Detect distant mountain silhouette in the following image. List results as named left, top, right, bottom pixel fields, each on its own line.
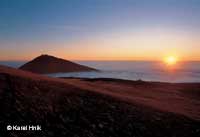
left=19, top=54, right=97, bottom=74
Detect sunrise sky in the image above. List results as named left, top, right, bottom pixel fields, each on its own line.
left=0, top=0, right=200, bottom=61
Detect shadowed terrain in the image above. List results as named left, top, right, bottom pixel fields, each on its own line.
left=0, top=65, right=199, bottom=137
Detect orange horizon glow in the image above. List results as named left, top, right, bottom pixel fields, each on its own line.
left=1, top=28, right=200, bottom=62
left=0, top=48, right=200, bottom=62
left=1, top=55, right=200, bottom=62
left=164, top=56, right=178, bottom=65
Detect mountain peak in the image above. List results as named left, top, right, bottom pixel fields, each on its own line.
left=19, top=55, right=97, bottom=74
left=39, top=54, right=51, bottom=58
left=38, top=54, right=57, bottom=58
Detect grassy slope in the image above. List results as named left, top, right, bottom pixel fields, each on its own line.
left=0, top=65, right=199, bottom=137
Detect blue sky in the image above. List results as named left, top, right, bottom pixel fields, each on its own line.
left=0, top=0, right=200, bottom=60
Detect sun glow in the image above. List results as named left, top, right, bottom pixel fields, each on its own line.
left=164, top=56, right=178, bottom=65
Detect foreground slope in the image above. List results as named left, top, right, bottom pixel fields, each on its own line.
left=64, top=78, right=200, bottom=120
left=0, top=65, right=199, bottom=137
left=19, top=54, right=97, bottom=74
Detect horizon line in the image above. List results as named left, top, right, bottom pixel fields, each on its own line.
left=0, top=59, right=200, bottom=62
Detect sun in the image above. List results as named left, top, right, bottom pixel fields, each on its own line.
left=164, top=56, right=178, bottom=65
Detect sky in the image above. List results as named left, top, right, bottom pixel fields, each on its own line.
left=0, top=0, right=200, bottom=61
